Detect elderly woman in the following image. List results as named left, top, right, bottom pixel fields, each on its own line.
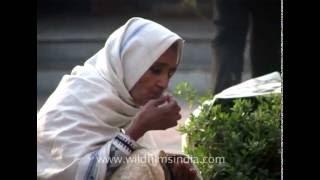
left=37, top=17, right=200, bottom=180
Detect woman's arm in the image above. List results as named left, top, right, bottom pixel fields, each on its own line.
left=75, top=131, right=139, bottom=180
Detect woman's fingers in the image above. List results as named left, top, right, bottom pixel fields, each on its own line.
left=171, top=161, right=197, bottom=180
left=172, top=162, right=180, bottom=180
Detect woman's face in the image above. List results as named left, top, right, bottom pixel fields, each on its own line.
left=130, top=46, right=178, bottom=106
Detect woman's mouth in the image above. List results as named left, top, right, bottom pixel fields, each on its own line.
left=150, top=92, right=163, bottom=99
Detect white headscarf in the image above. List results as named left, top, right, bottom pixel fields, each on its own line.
left=37, top=17, right=184, bottom=179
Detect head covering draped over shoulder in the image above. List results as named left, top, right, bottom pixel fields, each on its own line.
left=37, top=17, right=184, bottom=178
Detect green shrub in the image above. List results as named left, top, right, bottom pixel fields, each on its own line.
left=174, top=82, right=281, bottom=180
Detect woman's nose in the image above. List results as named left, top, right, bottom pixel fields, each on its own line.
left=157, top=75, right=169, bottom=89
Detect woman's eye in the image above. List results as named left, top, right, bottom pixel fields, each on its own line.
left=150, top=67, right=162, bottom=75
left=168, top=71, right=174, bottom=78
left=168, top=69, right=176, bottom=78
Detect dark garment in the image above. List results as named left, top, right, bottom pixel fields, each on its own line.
left=212, top=0, right=281, bottom=94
